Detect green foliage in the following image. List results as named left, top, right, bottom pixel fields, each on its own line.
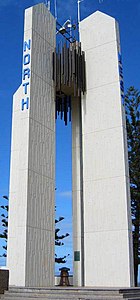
left=0, top=199, right=70, bottom=264
left=0, top=196, right=9, bottom=257
left=55, top=214, right=70, bottom=264
left=125, top=86, right=140, bottom=286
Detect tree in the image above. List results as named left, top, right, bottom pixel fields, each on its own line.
left=125, top=86, right=140, bottom=286
left=0, top=196, right=9, bottom=257
left=55, top=212, right=70, bottom=264
left=0, top=198, right=69, bottom=263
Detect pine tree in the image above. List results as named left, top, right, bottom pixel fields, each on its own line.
left=55, top=211, right=70, bottom=264
left=125, top=86, right=140, bottom=286
left=0, top=198, right=69, bottom=264
left=0, top=196, right=8, bottom=257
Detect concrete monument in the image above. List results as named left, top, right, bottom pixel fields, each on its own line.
left=7, top=3, right=134, bottom=288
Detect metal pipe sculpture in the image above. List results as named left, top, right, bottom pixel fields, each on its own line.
left=53, top=41, right=86, bottom=125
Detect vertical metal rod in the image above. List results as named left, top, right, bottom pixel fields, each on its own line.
left=48, top=0, right=50, bottom=11
left=54, top=0, right=57, bottom=20
left=78, top=0, right=84, bottom=41
left=78, top=0, right=81, bottom=25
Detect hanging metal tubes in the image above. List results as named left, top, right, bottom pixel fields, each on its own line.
left=53, top=41, right=86, bottom=125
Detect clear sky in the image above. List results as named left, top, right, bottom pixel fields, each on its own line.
left=0, top=0, right=140, bottom=274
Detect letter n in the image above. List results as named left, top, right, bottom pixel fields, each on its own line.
left=23, top=39, right=31, bottom=52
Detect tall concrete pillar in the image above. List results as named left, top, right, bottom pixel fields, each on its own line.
left=7, top=4, right=56, bottom=287
left=72, top=97, right=83, bottom=286
left=79, top=11, right=134, bottom=287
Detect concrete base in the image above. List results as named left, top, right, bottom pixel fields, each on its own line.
left=0, top=270, right=9, bottom=294
left=1, top=287, right=140, bottom=299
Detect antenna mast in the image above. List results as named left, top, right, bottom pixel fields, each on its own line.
left=48, top=0, right=50, bottom=11
left=78, top=0, right=84, bottom=25
left=77, top=0, right=83, bottom=41
left=45, top=0, right=51, bottom=10
left=77, top=0, right=80, bottom=25
left=54, top=0, right=57, bottom=20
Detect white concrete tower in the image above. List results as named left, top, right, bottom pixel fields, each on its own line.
left=7, top=4, right=56, bottom=287
left=72, top=11, right=134, bottom=287
left=7, top=4, right=134, bottom=289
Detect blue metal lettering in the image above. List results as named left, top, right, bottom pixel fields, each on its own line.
left=23, top=68, right=30, bottom=80
left=21, top=98, right=29, bottom=110
left=23, top=82, right=29, bottom=94
left=23, top=39, right=31, bottom=52
left=23, top=53, right=30, bottom=65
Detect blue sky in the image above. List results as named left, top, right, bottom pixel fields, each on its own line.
left=0, top=0, right=140, bottom=274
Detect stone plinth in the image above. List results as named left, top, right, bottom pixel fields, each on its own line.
left=1, top=287, right=140, bottom=299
